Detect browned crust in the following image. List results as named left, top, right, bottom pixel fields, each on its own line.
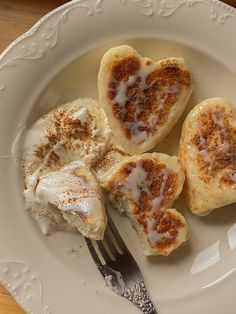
left=144, top=210, right=185, bottom=249
left=192, top=105, right=236, bottom=186
left=91, top=146, right=128, bottom=173
left=107, top=158, right=184, bottom=250
left=107, top=55, right=191, bottom=141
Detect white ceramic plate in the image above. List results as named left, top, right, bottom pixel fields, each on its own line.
left=0, top=1, right=236, bottom=313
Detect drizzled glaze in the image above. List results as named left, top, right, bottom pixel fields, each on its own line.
left=151, top=168, right=170, bottom=210
left=198, top=131, right=211, bottom=164
left=108, top=55, right=191, bottom=144
left=112, top=75, right=136, bottom=105
left=146, top=217, right=170, bottom=247
left=110, top=60, right=157, bottom=144
left=231, top=173, right=236, bottom=184
left=107, top=158, right=183, bottom=249
left=121, top=163, right=148, bottom=202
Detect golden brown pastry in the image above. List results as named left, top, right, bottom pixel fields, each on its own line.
left=98, top=45, right=194, bottom=154
left=99, top=152, right=189, bottom=256
left=179, top=97, right=236, bottom=215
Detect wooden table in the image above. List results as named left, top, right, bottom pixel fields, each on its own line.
left=0, top=0, right=235, bottom=313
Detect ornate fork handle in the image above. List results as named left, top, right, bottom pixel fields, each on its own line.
left=122, top=281, right=158, bottom=314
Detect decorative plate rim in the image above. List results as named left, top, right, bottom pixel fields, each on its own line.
left=0, top=1, right=236, bottom=314
left=0, top=0, right=236, bottom=63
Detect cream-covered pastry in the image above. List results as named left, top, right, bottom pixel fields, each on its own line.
left=179, top=97, right=236, bottom=215
left=100, top=153, right=189, bottom=256
left=91, top=145, right=128, bottom=182
left=98, top=45, right=194, bottom=154
left=23, top=98, right=111, bottom=235
left=35, top=162, right=107, bottom=240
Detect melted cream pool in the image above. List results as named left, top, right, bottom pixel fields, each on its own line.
left=12, top=39, right=236, bottom=303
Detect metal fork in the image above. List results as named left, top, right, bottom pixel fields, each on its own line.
left=85, top=212, right=158, bottom=314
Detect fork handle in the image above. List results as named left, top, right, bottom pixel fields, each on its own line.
left=122, top=281, right=158, bottom=314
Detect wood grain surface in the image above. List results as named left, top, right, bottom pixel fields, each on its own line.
left=0, top=285, right=26, bottom=314
left=0, top=0, right=235, bottom=313
left=0, top=0, right=67, bottom=52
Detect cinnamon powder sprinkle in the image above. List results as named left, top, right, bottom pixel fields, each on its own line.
left=46, top=106, right=92, bottom=149
left=47, top=151, right=60, bottom=165
left=34, top=143, right=52, bottom=159
left=107, top=159, right=182, bottom=249
left=91, top=146, right=128, bottom=173
left=108, top=56, right=191, bottom=140
left=32, top=105, right=93, bottom=167
left=192, top=106, right=236, bottom=185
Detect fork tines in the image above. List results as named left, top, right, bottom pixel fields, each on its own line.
left=85, top=212, right=157, bottom=314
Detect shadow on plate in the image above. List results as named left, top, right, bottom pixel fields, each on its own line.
left=198, top=203, right=236, bottom=226
left=174, top=194, right=236, bottom=227
left=147, top=240, right=193, bottom=266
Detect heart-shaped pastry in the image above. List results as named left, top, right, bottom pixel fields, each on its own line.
left=179, top=97, right=236, bottom=215
left=100, top=152, right=189, bottom=256
left=98, top=45, right=194, bottom=154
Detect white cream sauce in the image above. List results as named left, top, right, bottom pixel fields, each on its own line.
left=146, top=216, right=171, bottom=248
left=113, top=75, right=136, bottom=105
left=147, top=93, right=167, bottom=129
left=231, top=173, right=236, bottom=184
left=123, top=163, right=170, bottom=211
left=198, top=130, right=212, bottom=164
left=109, top=59, right=167, bottom=144
left=35, top=162, right=103, bottom=216
left=23, top=100, right=110, bottom=235
left=122, top=162, right=148, bottom=202
left=137, top=60, right=157, bottom=89
left=73, top=108, right=89, bottom=124
left=199, top=150, right=211, bottom=163
left=132, top=130, right=148, bottom=143
left=121, top=162, right=171, bottom=247
left=123, top=119, right=148, bottom=144
left=211, top=112, right=229, bottom=151
left=151, top=168, right=169, bottom=210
